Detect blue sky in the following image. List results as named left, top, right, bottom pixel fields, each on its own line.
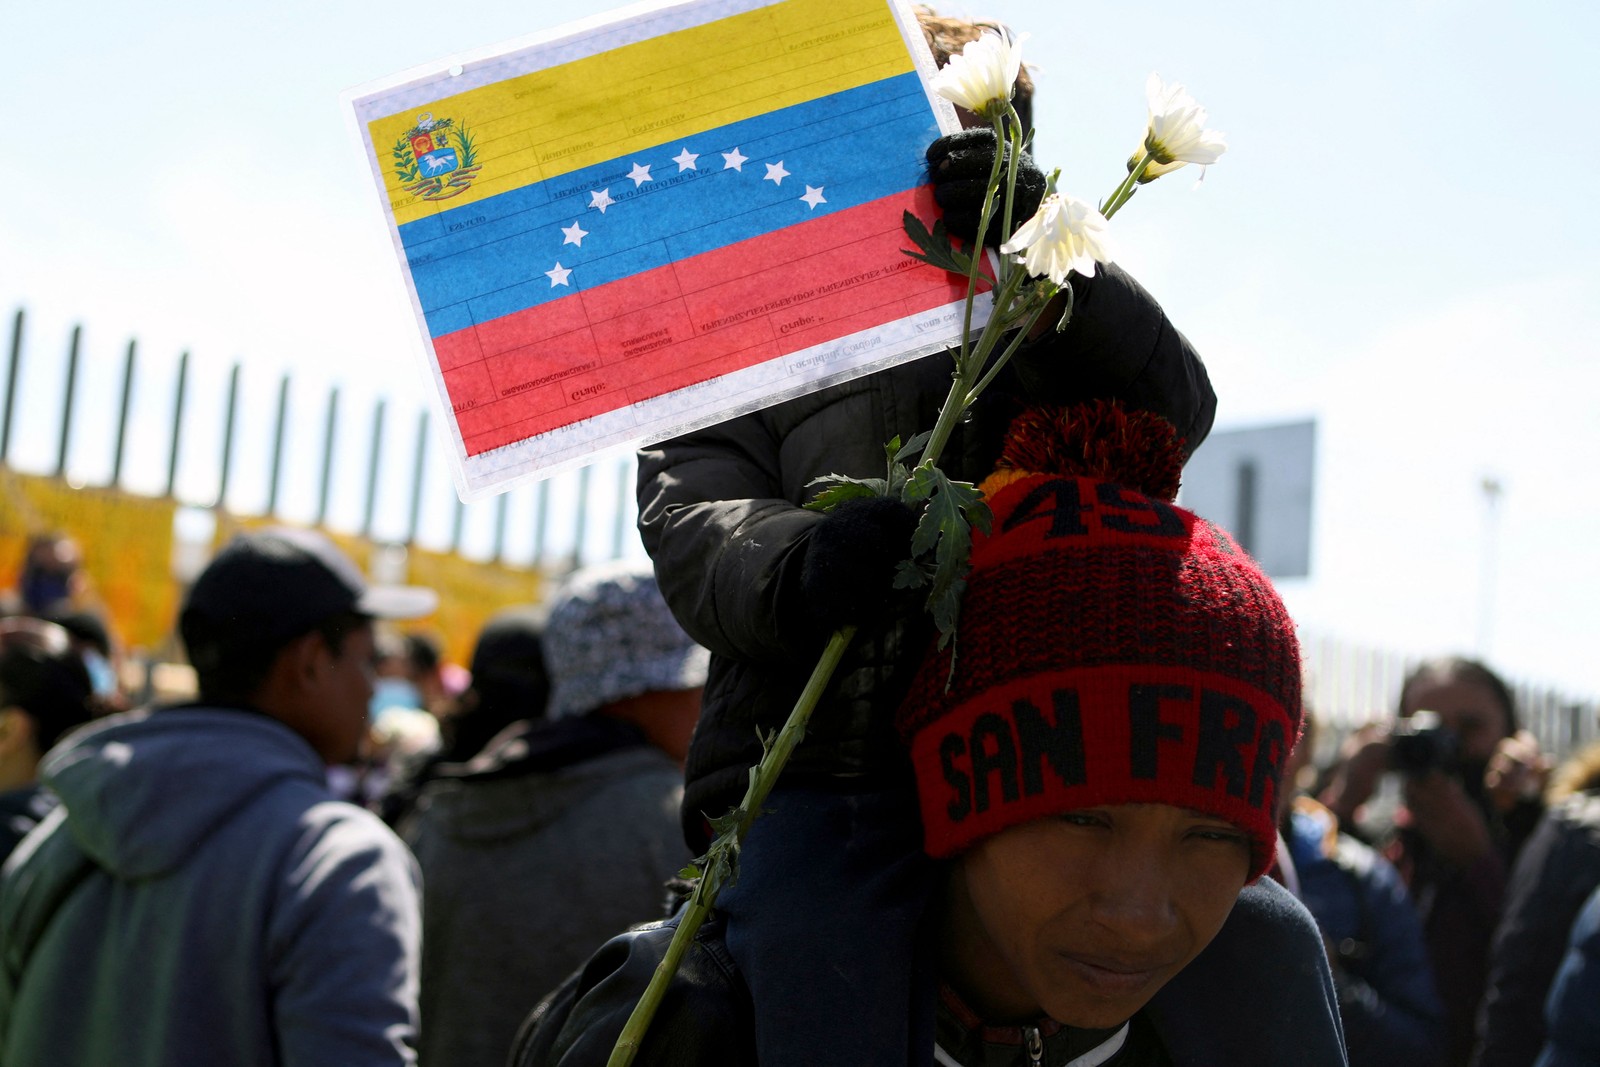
left=1, top=0, right=1596, bottom=696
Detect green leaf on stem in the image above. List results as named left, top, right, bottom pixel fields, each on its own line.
left=901, top=210, right=974, bottom=276
left=903, top=466, right=992, bottom=643
left=893, top=430, right=933, bottom=465
left=804, top=477, right=888, bottom=511
left=893, top=558, right=928, bottom=590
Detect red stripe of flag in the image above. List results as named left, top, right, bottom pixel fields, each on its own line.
left=441, top=186, right=976, bottom=456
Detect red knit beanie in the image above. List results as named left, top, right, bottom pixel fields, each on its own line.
left=896, top=402, right=1302, bottom=880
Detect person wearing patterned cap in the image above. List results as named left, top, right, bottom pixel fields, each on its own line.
left=404, top=561, right=705, bottom=1067
left=512, top=402, right=1346, bottom=1066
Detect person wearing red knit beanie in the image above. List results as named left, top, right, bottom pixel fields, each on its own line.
left=514, top=402, right=1346, bottom=1067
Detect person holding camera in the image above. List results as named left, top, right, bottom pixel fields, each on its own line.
left=1317, top=657, right=1549, bottom=1067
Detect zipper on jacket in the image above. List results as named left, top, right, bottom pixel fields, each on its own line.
left=1025, top=1025, right=1043, bottom=1067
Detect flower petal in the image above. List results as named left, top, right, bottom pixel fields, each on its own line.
left=1001, top=193, right=1112, bottom=285
left=1142, top=73, right=1228, bottom=167
left=930, top=30, right=1027, bottom=117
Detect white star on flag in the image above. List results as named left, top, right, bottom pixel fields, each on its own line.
left=800, top=185, right=827, bottom=209
left=764, top=161, right=789, bottom=186
left=628, top=162, right=652, bottom=186
left=561, top=221, right=589, bottom=247
left=589, top=188, right=615, bottom=213
left=546, top=262, right=572, bottom=287
left=673, top=147, right=698, bottom=171
left=722, top=147, right=748, bottom=172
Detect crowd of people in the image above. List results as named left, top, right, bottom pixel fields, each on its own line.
left=0, top=7, right=1597, bottom=1066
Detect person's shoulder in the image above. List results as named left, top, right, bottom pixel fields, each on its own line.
left=1148, top=878, right=1346, bottom=1066
left=1226, top=877, right=1328, bottom=958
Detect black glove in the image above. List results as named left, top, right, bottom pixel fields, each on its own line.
left=799, top=496, right=919, bottom=633
left=926, top=128, right=1047, bottom=248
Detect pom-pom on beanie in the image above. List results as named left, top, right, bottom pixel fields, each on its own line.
left=896, top=401, right=1302, bottom=880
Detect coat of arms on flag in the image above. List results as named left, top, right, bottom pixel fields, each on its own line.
left=391, top=113, right=480, bottom=200
left=347, top=0, right=986, bottom=499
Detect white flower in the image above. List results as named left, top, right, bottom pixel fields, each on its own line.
left=999, top=193, right=1112, bottom=284
left=930, top=30, right=1029, bottom=120
left=1142, top=73, right=1227, bottom=167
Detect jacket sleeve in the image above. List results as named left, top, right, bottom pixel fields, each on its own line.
left=509, top=915, right=755, bottom=1067
left=1534, top=888, right=1600, bottom=1067
left=1009, top=263, right=1217, bottom=455
left=1336, top=852, right=1445, bottom=1067
left=635, top=413, right=832, bottom=667
left=268, top=808, right=422, bottom=1067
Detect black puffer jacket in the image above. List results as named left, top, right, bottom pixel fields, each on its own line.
left=637, top=263, right=1216, bottom=851
left=509, top=877, right=1347, bottom=1066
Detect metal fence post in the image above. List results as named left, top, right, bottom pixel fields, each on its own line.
left=165, top=351, right=189, bottom=498
left=315, top=386, right=339, bottom=527
left=1, top=309, right=22, bottom=464
left=217, top=364, right=241, bottom=509
left=110, top=339, right=137, bottom=487
left=55, top=325, right=82, bottom=478
left=362, top=397, right=386, bottom=539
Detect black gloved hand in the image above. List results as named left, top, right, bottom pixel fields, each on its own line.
left=926, top=128, right=1047, bottom=248
left=799, top=496, right=919, bottom=633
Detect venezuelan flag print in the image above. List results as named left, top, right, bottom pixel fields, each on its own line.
left=353, top=0, right=974, bottom=496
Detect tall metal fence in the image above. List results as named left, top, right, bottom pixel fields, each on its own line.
left=0, top=306, right=640, bottom=570
left=4, top=303, right=1597, bottom=765
left=1300, top=634, right=1597, bottom=768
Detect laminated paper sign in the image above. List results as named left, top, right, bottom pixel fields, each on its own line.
left=347, top=0, right=981, bottom=500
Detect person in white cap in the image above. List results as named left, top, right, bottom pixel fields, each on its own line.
left=405, top=560, right=705, bottom=1067
left=0, top=527, right=436, bottom=1067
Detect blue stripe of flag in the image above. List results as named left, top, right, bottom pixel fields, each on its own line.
left=401, top=72, right=939, bottom=338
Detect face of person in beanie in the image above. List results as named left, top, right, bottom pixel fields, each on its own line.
left=943, top=802, right=1249, bottom=1029
left=899, top=402, right=1303, bottom=1033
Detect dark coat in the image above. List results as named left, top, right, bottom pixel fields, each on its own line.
left=1475, top=791, right=1600, bottom=1067
left=1534, top=884, right=1600, bottom=1067
left=509, top=876, right=1346, bottom=1067
left=636, top=263, right=1216, bottom=850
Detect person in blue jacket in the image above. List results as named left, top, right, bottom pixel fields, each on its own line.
left=1534, top=883, right=1600, bottom=1067
left=1278, top=715, right=1444, bottom=1066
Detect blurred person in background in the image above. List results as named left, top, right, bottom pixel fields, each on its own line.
left=1474, top=740, right=1600, bottom=1067
left=374, top=631, right=457, bottom=719
left=14, top=532, right=88, bottom=616
left=1276, top=711, right=1444, bottom=1066
left=45, top=607, right=128, bottom=714
left=380, top=604, right=550, bottom=829
left=404, top=562, right=703, bottom=1067
left=0, top=527, right=435, bottom=1066
left=0, top=617, right=97, bottom=861
left=1319, top=656, right=1549, bottom=1067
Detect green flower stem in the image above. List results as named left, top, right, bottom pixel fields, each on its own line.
left=956, top=122, right=1010, bottom=368
left=1101, top=149, right=1154, bottom=220
left=996, top=105, right=1025, bottom=287
left=965, top=287, right=1056, bottom=404
left=606, top=626, right=858, bottom=1067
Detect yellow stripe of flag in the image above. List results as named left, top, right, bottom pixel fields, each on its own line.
left=370, top=0, right=914, bottom=226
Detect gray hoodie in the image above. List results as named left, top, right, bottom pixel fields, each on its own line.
left=0, top=707, right=422, bottom=1066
